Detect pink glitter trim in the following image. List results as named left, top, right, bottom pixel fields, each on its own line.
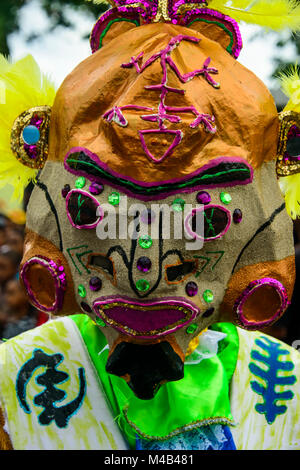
left=66, top=189, right=104, bottom=230
left=172, top=0, right=206, bottom=16
left=103, top=34, right=218, bottom=162
left=139, top=129, right=183, bottom=163
left=90, top=7, right=143, bottom=53
left=65, top=148, right=253, bottom=201
left=103, top=105, right=153, bottom=127
left=184, top=204, right=231, bottom=242
left=234, top=278, right=289, bottom=330
left=93, top=295, right=200, bottom=338
left=21, top=256, right=66, bottom=313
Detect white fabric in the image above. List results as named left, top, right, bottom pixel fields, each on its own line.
left=0, top=317, right=128, bottom=450
left=185, top=330, right=227, bottom=365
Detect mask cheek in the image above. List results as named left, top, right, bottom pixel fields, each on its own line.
left=219, top=256, right=295, bottom=330
left=20, top=230, right=78, bottom=315
left=21, top=257, right=65, bottom=313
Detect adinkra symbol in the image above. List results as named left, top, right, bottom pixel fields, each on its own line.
left=16, top=349, right=86, bottom=428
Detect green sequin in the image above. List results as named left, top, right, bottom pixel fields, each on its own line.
left=186, top=323, right=198, bottom=335
left=136, top=279, right=150, bottom=292
left=108, top=192, right=120, bottom=206
left=95, top=317, right=106, bottom=328
left=75, top=177, right=86, bottom=189
left=138, top=235, right=153, bottom=249
left=203, top=289, right=214, bottom=303
left=220, top=192, right=232, bottom=205
left=78, top=284, right=87, bottom=298
left=172, top=198, right=185, bottom=212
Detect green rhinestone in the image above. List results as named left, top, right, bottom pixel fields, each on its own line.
left=75, top=177, right=86, bottom=189
left=95, top=317, right=106, bottom=328
left=186, top=323, right=198, bottom=335
left=78, top=284, right=86, bottom=298
left=138, top=235, right=153, bottom=249
left=108, top=191, right=120, bottom=206
left=136, top=279, right=150, bottom=292
left=203, top=289, right=214, bottom=303
left=172, top=198, right=185, bottom=212
left=220, top=192, right=232, bottom=205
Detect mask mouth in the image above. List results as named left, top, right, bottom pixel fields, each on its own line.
left=93, top=296, right=200, bottom=339
left=105, top=340, right=184, bottom=400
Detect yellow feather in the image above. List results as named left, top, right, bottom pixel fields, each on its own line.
left=279, top=175, right=300, bottom=219
left=209, top=0, right=300, bottom=31
left=278, top=67, right=300, bottom=112
left=84, top=0, right=111, bottom=5
left=0, top=55, right=56, bottom=201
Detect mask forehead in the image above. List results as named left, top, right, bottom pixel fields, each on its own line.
left=49, top=23, right=278, bottom=178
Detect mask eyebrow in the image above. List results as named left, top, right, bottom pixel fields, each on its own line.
left=64, top=147, right=253, bottom=201
left=195, top=159, right=253, bottom=185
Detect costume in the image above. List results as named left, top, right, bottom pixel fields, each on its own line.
left=0, top=0, right=300, bottom=450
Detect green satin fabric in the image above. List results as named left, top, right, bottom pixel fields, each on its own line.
left=71, top=314, right=239, bottom=449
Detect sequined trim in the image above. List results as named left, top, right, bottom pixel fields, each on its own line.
left=11, top=106, right=51, bottom=170
left=123, top=406, right=235, bottom=441
left=183, top=8, right=242, bottom=59
left=90, top=4, right=242, bottom=59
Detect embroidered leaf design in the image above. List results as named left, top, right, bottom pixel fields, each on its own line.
left=249, top=336, right=297, bottom=424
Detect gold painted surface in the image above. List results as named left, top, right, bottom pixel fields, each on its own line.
left=49, top=23, right=278, bottom=183
left=277, top=110, right=300, bottom=176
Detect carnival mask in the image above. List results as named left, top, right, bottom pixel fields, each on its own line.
left=2, top=0, right=300, bottom=399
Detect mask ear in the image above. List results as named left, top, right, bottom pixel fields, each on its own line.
left=90, top=7, right=141, bottom=53
left=277, top=110, right=300, bottom=177
left=276, top=69, right=300, bottom=219
left=0, top=55, right=56, bottom=200
left=11, top=106, right=52, bottom=170
left=182, top=8, right=243, bottom=59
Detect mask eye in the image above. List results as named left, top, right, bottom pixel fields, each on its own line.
left=185, top=205, right=231, bottom=241
left=165, top=260, right=197, bottom=283
left=66, top=190, right=103, bottom=229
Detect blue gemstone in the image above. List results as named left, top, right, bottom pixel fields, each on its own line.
left=22, top=125, right=40, bottom=145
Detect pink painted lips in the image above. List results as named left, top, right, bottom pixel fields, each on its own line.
left=93, top=296, right=200, bottom=338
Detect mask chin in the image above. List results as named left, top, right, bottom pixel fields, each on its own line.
left=105, top=340, right=184, bottom=400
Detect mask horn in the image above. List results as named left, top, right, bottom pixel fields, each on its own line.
left=276, top=69, right=300, bottom=219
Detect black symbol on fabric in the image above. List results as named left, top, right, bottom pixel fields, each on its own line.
left=16, top=348, right=86, bottom=428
